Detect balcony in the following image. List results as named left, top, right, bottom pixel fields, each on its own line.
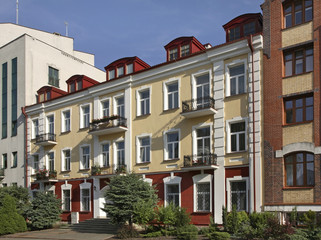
left=35, top=133, right=57, bottom=146
left=182, top=154, right=218, bottom=171
left=34, top=169, right=58, bottom=182
left=181, top=97, right=217, bottom=118
left=90, top=164, right=127, bottom=176
left=89, top=115, right=128, bottom=136
left=0, top=169, right=4, bottom=179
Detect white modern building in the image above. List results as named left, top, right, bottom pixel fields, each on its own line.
left=0, top=23, right=105, bottom=187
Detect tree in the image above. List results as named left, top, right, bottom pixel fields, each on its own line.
left=0, top=186, right=29, bottom=215
left=103, top=173, right=158, bottom=227
left=24, top=191, right=62, bottom=230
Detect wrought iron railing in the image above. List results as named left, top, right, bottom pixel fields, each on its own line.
left=36, top=133, right=56, bottom=143
left=90, top=164, right=127, bottom=176
left=183, top=154, right=217, bottom=167
left=182, top=97, right=215, bottom=113
left=89, top=116, right=127, bottom=132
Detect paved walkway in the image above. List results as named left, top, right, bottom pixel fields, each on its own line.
left=0, top=228, right=114, bottom=240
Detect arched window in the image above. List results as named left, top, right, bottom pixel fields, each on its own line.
left=285, top=152, right=314, bottom=187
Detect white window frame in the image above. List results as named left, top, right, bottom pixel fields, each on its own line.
left=191, top=69, right=212, bottom=101
left=46, top=151, right=55, bottom=172
left=226, top=176, right=249, bottom=212
left=126, top=63, right=133, bottom=74
left=79, top=145, right=90, bottom=170
left=163, top=176, right=181, bottom=207
left=163, top=78, right=180, bottom=111
left=61, top=183, right=72, bottom=212
left=31, top=118, right=39, bottom=139
left=193, top=174, right=212, bottom=212
left=113, top=94, right=125, bottom=117
left=80, top=182, right=91, bottom=212
left=225, top=59, right=247, bottom=97
left=226, top=117, right=248, bottom=153
left=100, top=141, right=110, bottom=167
left=163, top=129, right=180, bottom=161
left=100, top=98, right=110, bottom=118
left=80, top=103, right=91, bottom=129
left=32, top=154, right=39, bottom=174
left=46, top=113, right=55, bottom=134
left=109, top=69, right=115, bottom=80
left=61, top=108, right=71, bottom=133
left=117, top=66, right=124, bottom=77
left=136, top=134, right=152, bottom=163
left=136, top=86, right=151, bottom=116
left=61, top=148, right=71, bottom=171
left=192, top=123, right=213, bottom=157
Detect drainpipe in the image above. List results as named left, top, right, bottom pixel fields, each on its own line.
left=21, top=107, right=28, bottom=188
left=247, top=35, right=256, bottom=212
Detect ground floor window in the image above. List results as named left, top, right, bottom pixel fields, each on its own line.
left=81, top=188, right=90, bottom=211
left=62, top=189, right=71, bottom=211
left=196, top=183, right=210, bottom=211
left=166, top=184, right=179, bottom=206
left=230, top=181, right=247, bottom=211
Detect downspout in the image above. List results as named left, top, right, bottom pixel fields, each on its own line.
left=21, top=107, right=28, bottom=188
left=247, top=35, right=256, bottom=212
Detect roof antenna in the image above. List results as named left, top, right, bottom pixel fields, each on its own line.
left=64, top=21, right=68, bottom=37
left=16, top=0, right=19, bottom=24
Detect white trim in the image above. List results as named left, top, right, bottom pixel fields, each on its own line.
left=46, top=150, right=55, bottom=171
left=226, top=117, right=248, bottom=154
left=31, top=117, right=39, bottom=139
left=191, top=69, right=212, bottom=100
left=31, top=153, right=40, bottom=174
left=192, top=122, right=213, bottom=156
left=136, top=86, right=151, bottom=117
left=226, top=176, right=249, bottom=212
left=45, top=112, right=55, bottom=134
left=192, top=174, right=213, bottom=212
left=113, top=138, right=125, bottom=170
left=163, top=176, right=182, bottom=207
left=275, top=142, right=321, bottom=158
left=61, top=147, right=72, bottom=172
left=99, top=97, right=111, bottom=118
left=163, top=128, right=180, bottom=161
left=61, top=108, right=72, bottom=133
left=79, top=103, right=91, bottom=129
left=163, top=78, right=180, bottom=111
left=225, top=58, right=247, bottom=97
left=80, top=182, right=92, bottom=212
left=136, top=133, right=152, bottom=164
left=113, top=93, right=125, bottom=116
left=100, top=141, right=111, bottom=167
left=61, top=183, right=72, bottom=212
left=79, top=144, right=91, bottom=170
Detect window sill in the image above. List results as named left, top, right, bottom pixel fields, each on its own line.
left=60, top=170, right=71, bottom=173
left=11, top=166, right=17, bottom=169
left=281, top=20, right=312, bottom=32
left=225, top=92, right=247, bottom=99
left=61, top=130, right=71, bottom=135
left=193, top=211, right=211, bottom=214
left=100, top=166, right=111, bottom=169
left=282, top=71, right=313, bottom=79
left=79, top=168, right=90, bottom=171
left=226, top=150, right=247, bottom=155
left=79, top=211, right=91, bottom=214
left=62, top=211, right=71, bottom=213
left=136, top=113, right=151, bottom=119
left=163, top=107, right=180, bottom=113
left=283, top=186, right=314, bottom=190
left=282, top=120, right=313, bottom=127
left=79, top=127, right=89, bottom=131
left=163, top=158, right=180, bottom=162
left=136, top=162, right=150, bottom=165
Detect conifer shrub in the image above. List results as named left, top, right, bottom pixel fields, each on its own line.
left=176, top=224, right=198, bottom=240
left=207, top=231, right=230, bottom=240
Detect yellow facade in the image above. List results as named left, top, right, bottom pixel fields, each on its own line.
left=282, top=21, right=313, bottom=48
left=283, top=123, right=314, bottom=146
left=283, top=189, right=314, bottom=204
left=282, top=72, right=313, bottom=96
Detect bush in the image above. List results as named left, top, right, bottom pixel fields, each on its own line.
left=24, top=191, right=61, bottom=230
left=264, top=215, right=294, bottom=240
left=142, top=231, right=162, bottom=238
left=0, top=195, right=27, bottom=235
left=156, top=203, right=191, bottom=230
left=0, top=186, right=29, bottom=216
left=176, top=224, right=198, bottom=240
left=208, top=231, right=230, bottom=240
left=117, top=225, right=140, bottom=239
left=300, top=210, right=316, bottom=231
left=226, top=205, right=249, bottom=234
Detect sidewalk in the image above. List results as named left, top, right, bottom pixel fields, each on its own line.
left=0, top=228, right=114, bottom=240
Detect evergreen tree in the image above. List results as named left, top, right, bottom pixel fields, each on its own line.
left=0, top=186, right=29, bottom=215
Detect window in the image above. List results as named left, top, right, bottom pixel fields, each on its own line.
left=11, top=58, right=17, bottom=136
left=244, top=22, right=256, bottom=36
left=48, top=67, right=59, bottom=87
left=126, top=63, right=133, bottom=74
left=116, top=141, right=125, bottom=167
left=70, top=82, right=75, bottom=93
left=2, top=154, right=7, bottom=169
left=169, top=48, right=178, bottom=61
left=231, top=181, right=247, bottom=211
left=62, top=149, right=71, bottom=171
left=117, top=66, right=124, bottom=77
left=196, top=126, right=211, bottom=157
left=229, top=64, right=245, bottom=96
left=101, top=143, right=109, bottom=167
left=166, top=184, right=180, bottom=206
left=116, top=97, right=125, bottom=117
left=165, top=131, right=179, bottom=160
left=81, top=188, right=90, bottom=211
left=32, top=155, right=39, bottom=174
left=81, top=105, right=90, bottom=129
left=76, top=81, right=82, bottom=91
left=229, top=27, right=240, bottom=41
left=137, top=136, right=151, bottom=163
left=47, top=152, right=54, bottom=172
left=62, top=189, right=71, bottom=211
left=2, top=62, right=7, bottom=139
left=47, top=115, right=54, bottom=134
left=181, top=44, right=190, bottom=57
left=283, top=0, right=313, bottom=29
left=284, top=47, right=313, bottom=77
left=284, top=95, right=313, bottom=124
left=62, top=110, right=71, bottom=132
left=195, top=73, right=210, bottom=109
left=12, top=152, right=17, bottom=168
left=229, top=121, right=246, bottom=152
left=32, top=119, right=39, bottom=139
left=285, top=152, right=314, bottom=187
left=137, top=89, right=150, bottom=116
left=80, top=146, right=90, bottom=169
left=101, top=100, right=109, bottom=118
left=165, top=81, right=179, bottom=110
left=109, top=69, right=115, bottom=80
left=196, top=183, right=210, bottom=212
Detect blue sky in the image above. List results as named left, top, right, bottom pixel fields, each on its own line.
left=1, top=0, right=263, bottom=70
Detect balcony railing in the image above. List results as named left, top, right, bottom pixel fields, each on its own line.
left=183, top=154, right=218, bottom=168
left=89, top=116, right=127, bottom=135
left=182, top=97, right=215, bottom=113
left=90, top=164, right=127, bottom=176
left=35, top=133, right=56, bottom=145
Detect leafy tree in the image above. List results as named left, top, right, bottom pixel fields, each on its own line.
left=0, top=186, right=29, bottom=215
left=103, top=173, right=158, bottom=227
left=24, top=191, right=62, bottom=230
left=133, top=199, right=156, bottom=230
left=0, top=194, right=27, bottom=235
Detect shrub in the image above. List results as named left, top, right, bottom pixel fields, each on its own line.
left=198, top=226, right=210, bottom=235
left=24, top=191, right=61, bottom=230
left=0, top=186, right=29, bottom=216
left=142, top=231, right=162, bottom=238
left=208, top=231, right=230, bottom=240
left=176, top=224, right=198, bottom=240
left=300, top=210, right=316, bottom=231
left=226, top=205, right=249, bottom=234
left=222, top=205, right=228, bottom=231
left=117, top=225, right=140, bottom=239
left=0, top=195, right=27, bottom=235
left=156, top=203, right=191, bottom=230
left=264, top=215, right=294, bottom=240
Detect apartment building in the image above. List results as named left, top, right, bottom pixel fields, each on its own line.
left=25, top=13, right=263, bottom=224
left=262, top=0, right=321, bottom=218
left=0, top=23, right=105, bottom=187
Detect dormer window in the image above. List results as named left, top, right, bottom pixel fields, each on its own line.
left=181, top=44, right=190, bottom=57
left=117, top=66, right=124, bottom=77
left=109, top=69, right=115, bottom=80
left=76, top=80, right=82, bottom=91
left=229, top=27, right=240, bottom=41
left=70, top=82, right=75, bottom=93
left=169, top=48, right=178, bottom=61
left=127, top=64, right=133, bottom=74
left=244, top=22, right=256, bottom=36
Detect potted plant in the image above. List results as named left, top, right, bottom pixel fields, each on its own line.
left=91, top=165, right=101, bottom=176
left=36, top=168, right=48, bottom=180
left=49, top=170, right=57, bottom=179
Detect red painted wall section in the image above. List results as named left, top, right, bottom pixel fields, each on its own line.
left=225, top=166, right=249, bottom=179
